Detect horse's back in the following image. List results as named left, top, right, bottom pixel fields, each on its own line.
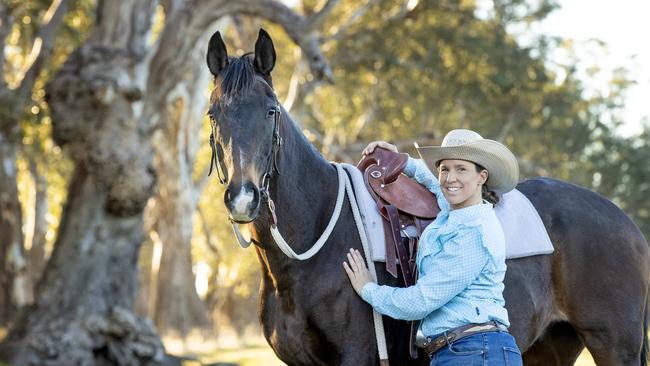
left=506, top=177, right=650, bottom=364
left=516, top=177, right=648, bottom=261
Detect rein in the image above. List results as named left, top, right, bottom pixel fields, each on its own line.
left=208, top=102, right=281, bottom=244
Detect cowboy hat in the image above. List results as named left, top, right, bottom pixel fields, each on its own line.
left=415, top=129, right=519, bottom=194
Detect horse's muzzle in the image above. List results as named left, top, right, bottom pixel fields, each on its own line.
left=224, top=181, right=261, bottom=223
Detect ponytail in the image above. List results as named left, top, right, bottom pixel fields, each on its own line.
left=475, top=163, right=500, bottom=205
left=482, top=184, right=500, bottom=205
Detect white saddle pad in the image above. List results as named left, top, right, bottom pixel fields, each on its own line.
left=342, top=164, right=388, bottom=261
left=343, top=164, right=554, bottom=261
left=495, top=189, right=555, bottom=258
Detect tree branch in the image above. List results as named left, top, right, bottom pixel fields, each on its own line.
left=306, top=0, right=340, bottom=31
left=15, top=0, right=73, bottom=110
left=326, top=0, right=381, bottom=43
left=283, top=57, right=307, bottom=111
left=0, top=3, right=14, bottom=91
left=239, top=0, right=334, bottom=82
left=127, top=0, right=158, bottom=58
left=192, top=0, right=335, bottom=83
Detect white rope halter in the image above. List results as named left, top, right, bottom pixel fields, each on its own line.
left=230, top=162, right=389, bottom=363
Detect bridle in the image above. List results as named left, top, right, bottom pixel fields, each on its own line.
left=208, top=102, right=283, bottom=227
left=205, top=78, right=345, bottom=259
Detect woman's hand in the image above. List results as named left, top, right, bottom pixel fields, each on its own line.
left=343, top=248, right=374, bottom=296
left=363, top=141, right=398, bottom=155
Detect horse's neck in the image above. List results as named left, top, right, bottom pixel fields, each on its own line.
left=251, top=112, right=342, bottom=278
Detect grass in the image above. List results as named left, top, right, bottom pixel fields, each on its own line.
left=189, top=343, right=285, bottom=366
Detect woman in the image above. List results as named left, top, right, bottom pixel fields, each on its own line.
left=343, top=129, right=523, bottom=365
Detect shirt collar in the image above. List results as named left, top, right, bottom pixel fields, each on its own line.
left=447, top=202, right=493, bottom=226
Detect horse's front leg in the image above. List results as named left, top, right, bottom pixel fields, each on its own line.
left=339, top=349, right=376, bottom=366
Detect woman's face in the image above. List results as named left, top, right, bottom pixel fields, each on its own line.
left=438, top=159, right=488, bottom=209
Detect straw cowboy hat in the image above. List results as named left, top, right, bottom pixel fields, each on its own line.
left=416, top=129, right=519, bottom=194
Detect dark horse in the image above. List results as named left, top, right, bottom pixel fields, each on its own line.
left=205, top=29, right=650, bottom=366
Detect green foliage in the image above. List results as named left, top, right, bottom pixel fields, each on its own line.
left=8, top=0, right=91, bottom=258
left=264, top=0, right=649, bottom=238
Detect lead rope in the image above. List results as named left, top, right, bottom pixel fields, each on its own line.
left=231, top=163, right=389, bottom=365
left=269, top=163, right=347, bottom=260
left=340, top=164, right=389, bottom=366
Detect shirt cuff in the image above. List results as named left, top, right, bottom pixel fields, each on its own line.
left=361, top=282, right=380, bottom=304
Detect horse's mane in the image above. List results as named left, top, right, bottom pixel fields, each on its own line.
left=214, top=53, right=257, bottom=102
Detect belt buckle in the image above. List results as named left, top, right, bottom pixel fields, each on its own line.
left=445, top=332, right=456, bottom=343
left=430, top=333, right=453, bottom=349
left=434, top=336, right=446, bottom=348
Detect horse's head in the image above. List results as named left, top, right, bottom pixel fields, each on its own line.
left=206, top=29, right=281, bottom=223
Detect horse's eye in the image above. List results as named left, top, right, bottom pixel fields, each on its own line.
left=266, top=109, right=276, bottom=119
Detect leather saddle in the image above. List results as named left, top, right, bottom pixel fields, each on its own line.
left=357, top=147, right=440, bottom=286
left=357, top=147, right=440, bottom=359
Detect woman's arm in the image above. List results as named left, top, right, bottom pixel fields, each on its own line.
left=356, top=227, right=489, bottom=320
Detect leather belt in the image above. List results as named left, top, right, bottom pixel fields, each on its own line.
left=419, top=321, right=508, bottom=358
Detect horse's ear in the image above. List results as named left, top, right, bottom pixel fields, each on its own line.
left=254, top=29, right=276, bottom=75
left=207, top=31, right=228, bottom=77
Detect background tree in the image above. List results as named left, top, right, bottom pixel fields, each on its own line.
left=0, top=0, right=335, bottom=364
left=0, top=0, right=76, bottom=325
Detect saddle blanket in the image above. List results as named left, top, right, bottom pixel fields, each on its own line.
left=342, top=164, right=554, bottom=261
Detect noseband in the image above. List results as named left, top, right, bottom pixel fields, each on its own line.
left=208, top=102, right=282, bottom=226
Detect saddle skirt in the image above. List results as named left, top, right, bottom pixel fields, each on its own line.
left=342, top=164, right=555, bottom=262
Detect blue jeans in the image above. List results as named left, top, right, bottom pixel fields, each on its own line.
left=429, top=331, right=523, bottom=366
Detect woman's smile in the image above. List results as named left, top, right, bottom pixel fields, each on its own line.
left=438, top=159, right=487, bottom=209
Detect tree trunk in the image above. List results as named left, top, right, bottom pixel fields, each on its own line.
left=151, top=144, right=210, bottom=337
left=0, top=0, right=170, bottom=362
left=148, top=21, right=216, bottom=334
left=0, top=0, right=334, bottom=362
left=0, top=168, right=168, bottom=365
left=135, top=235, right=156, bottom=318
left=26, top=158, right=49, bottom=302
left=0, top=131, right=26, bottom=324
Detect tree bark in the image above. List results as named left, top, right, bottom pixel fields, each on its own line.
left=0, top=0, right=169, bottom=363
left=0, top=0, right=72, bottom=324
left=135, top=235, right=156, bottom=318
left=0, top=168, right=168, bottom=365
left=0, top=0, right=335, bottom=362
left=0, top=2, right=22, bottom=326
left=0, top=131, right=25, bottom=324
left=26, top=158, right=49, bottom=303
left=149, top=76, right=211, bottom=336
left=143, top=14, right=222, bottom=336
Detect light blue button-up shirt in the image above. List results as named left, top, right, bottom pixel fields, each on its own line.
left=361, top=158, right=510, bottom=337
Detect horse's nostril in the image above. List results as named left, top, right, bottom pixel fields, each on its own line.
left=224, top=188, right=231, bottom=204
left=248, top=183, right=260, bottom=200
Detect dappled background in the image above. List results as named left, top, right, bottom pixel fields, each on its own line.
left=0, top=0, right=648, bottom=365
